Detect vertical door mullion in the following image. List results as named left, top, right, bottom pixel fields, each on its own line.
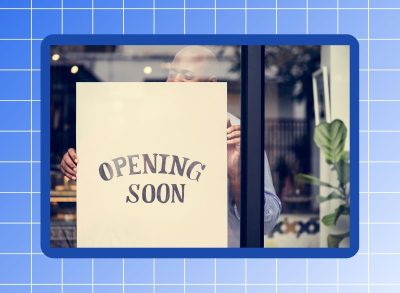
left=240, top=45, right=265, bottom=248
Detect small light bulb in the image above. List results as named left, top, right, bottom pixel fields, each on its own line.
left=143, top=66, right=152, bottom=75
left=52, top=53, right=60, bottom=61
left=71, top=65, right=79, bottom=74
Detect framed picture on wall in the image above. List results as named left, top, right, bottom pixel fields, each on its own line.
left=312, top=66, right=331, bottom=125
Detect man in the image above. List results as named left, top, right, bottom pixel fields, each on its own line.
left=60, top=46, right=281, bottom=247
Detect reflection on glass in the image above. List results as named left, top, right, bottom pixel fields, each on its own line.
left=50, top=45, right=241, bottom=247
left=264, top=46, right=351, bottom=248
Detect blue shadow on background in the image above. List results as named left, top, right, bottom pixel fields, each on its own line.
left=41, top=34, right=359, bottom=258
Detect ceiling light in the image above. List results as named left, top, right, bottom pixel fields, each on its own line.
left=143, top=66, right=152, bottom=75
left=71, top=65, right=79, bottom=74
left=52, top=53, right=60, bottom=61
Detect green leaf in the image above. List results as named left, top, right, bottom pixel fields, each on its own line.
left=295, top=174, right=338, bottom=190
left=321, top=204, right=350, bottom=226
left=321, top=212, right=337, bottom=226
left=317, top=191, right=344, bottom=203
left=334, top=151, right=350, bottom=186
left=314, top=119, right=347, bottom=164
left=336, top=159, right=350, bottom=186
left=327, top=232, right=350, bottom=248
left=341, top=151, right=350, bottom=162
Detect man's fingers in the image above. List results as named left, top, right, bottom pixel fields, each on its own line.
left=60, top=149, right=78, bottom=180
left=61, top=169, right=75, bottom=181
left=63, top=153, right=77, bottom=170
left=67, top=148, right=79, bottom=164
left=227, top=117, right=232, bottom=128
left=227, top=130, right=240, bottom=139
left=227, top=125, right=240, bottom=134
left=61, top=161, right=76, bottom=177
left=227, top=138, right=240, bottom=145
left=60, top=162, right=76, bottom=180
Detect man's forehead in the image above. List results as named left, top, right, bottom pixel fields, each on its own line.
left=173, top=46, right=217, bottom=63
left=173, top=54, right=212, bottom=64
left=169, top=46, right=218, bottom=77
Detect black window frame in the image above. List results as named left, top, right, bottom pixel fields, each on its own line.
left=240, top=45, right=265, bottom=248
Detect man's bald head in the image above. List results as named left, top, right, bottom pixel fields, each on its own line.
left=167, top=46, right=218, bottom=82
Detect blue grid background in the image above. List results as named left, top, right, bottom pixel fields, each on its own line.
left=0, top=0, right=396, bottom=292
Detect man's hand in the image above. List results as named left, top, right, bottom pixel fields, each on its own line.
left=227, top=118, right=240, bottom=174
left=60, top=148, right=78, bottom=180
left=227, top=118, right=241, bottom=208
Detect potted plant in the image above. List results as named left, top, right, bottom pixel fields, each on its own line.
left=296, top=119, right=350, bottom=248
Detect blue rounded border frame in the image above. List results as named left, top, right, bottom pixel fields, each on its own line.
left=41, top=34, right=359, bottom=258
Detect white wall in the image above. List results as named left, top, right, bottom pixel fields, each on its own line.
left=319, top=45, right=350, bottom=247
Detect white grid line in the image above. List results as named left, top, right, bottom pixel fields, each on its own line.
left=306, top=259, right=309, bottom=293
left=2, top=282, right=400, bottom=286
left=214, top=259, right=217, bottom=293
left=91, top=0, right=94, bottom=34
left=0, top=252, right=43, bottom=255
left=361, top=69, right=400, bottom=71
left=360, top=130, right=400, bottom=133
left=337, top=257, right=339, bottom=293
left=122, top=258, right=125, bottom=293
left=0, top=130, right=40, bottom=133
left=275, top=259, right=278, bottom=293
left=245, top=259, right=247, bottom=293
left=275, top=0, right=278, bottom=34
left=3, top=7, right=400, bottom=10
left=0, top=191, right=40, bottom=194
left=61, top=0, right=63, bottom=34
left=361, top=191, right=400, bottom=194
left=0, top=3, right=395, bottom=292
left=367, top=1, right=371, bottom=292
left=91, top=259, right=94, bottom=293
left=61, top=258, right=64, bottom=293
left=361, top=161, right=400, bottom=163
left=0, top=68, right=40, bottom=71
left=0, top=99, right=41, bottom=102
left=336, top=0, right=339, bottom=34
left=0, top=38, right=42, bottom=40
left=29, top=1, right=33, bottom=292
left=184, top=259, right=186, bottom=293
left=361, top=222, right=400, bottom=225
left=214, top=0, right=217, bottom=34
left=153, top=259, right=156, bottom=293
left=0, top=222, right=39, bottom=225
left=360, top=100, right=400, bottom=102
left=244, top=0, right=247, bottom=34
left=122, top=0, right=125, bottom=35
left=152, top=0, right=155, bottom=34
left=306, top=0, right=308, bottom=34
left=0, top=161, right=40, bottom=163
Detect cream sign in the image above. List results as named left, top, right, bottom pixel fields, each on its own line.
left=76, top=82, right=228, bottom=247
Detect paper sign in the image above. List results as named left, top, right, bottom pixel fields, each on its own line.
left=76, top=82, right=228, bottom=247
